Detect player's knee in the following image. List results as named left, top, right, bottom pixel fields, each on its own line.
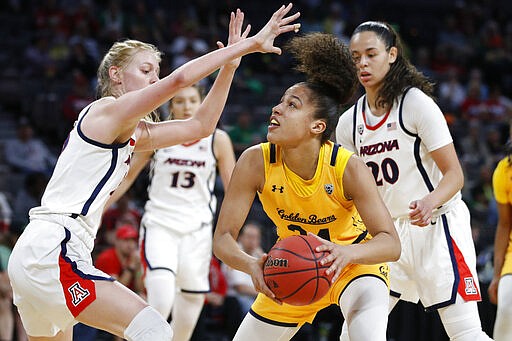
left=442, top=314, right=491, bottom=341
left=124, top=306, right=173, bottom=341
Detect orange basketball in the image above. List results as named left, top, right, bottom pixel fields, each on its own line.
left=263, top=234, right=333, bottom=306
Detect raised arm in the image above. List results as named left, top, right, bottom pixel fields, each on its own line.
left=213, top=129, right=236, bottom=190
left=87, top=5, right=301, bottom=146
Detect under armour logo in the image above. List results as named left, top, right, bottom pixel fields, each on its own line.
left=68, top=282, right=91, bottom=306
left=272, top=185, right=284, bottom=193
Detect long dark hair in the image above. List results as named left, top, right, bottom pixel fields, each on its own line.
left=352, top=21, right=434, bottom=111
left=286, top=32, right=358, bottom=143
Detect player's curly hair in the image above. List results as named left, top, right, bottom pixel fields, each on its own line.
left=352, top=21, right=434, bottom=111
left=286, top=33, right=358, bottom=143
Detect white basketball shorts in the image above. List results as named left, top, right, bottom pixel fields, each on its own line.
left=8, top=217, right=112, bottom=337
left=389, top=199, right=481, bottom=310
left=140, top=215, right=211, bottom=293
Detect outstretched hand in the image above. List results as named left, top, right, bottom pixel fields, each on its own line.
left=252, top=3, right=301, bottom=55
left=216, top=9, right=251, bottom=69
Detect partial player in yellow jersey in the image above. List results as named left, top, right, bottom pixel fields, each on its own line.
left=213, top=33, right=400, bottom=341
left=489, top=147, right=512, bottom=341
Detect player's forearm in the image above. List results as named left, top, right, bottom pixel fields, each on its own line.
left=348, top=231, right=401, bottom=264
left=426, top=168, right=463, bottom=209
left=192, top=65, right=238, bottom=137
left=213, top=232, right=256, bottom=274
left=493, top=221, right=510, bottom=277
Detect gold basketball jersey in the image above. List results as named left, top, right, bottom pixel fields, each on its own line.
left=258, top=141, right=371, bottom=245
left=493, top=156, right=512, bottom=276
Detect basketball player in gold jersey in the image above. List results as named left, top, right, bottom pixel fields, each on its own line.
left=489, top=144, right=512, bottom=340
left=213, top=33, right=401, bottom=341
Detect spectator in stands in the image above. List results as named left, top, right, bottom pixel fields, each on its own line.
left=100, top=191, right=142, bottom=250
left=12, top=172, right=48, bottom=229
left=0, top=192, right=12, bottom=233
left=227, top=109, right=266, bottom=157
left=61, top=70, right=94, bottom=139
left=0, top=228, right=13, bottom=341
left=223, top=222, right=263, bottom=315
left=76, top=224, right=143, bottom=341
left=95, top=224, right=143, bottom=295
left=4, top=117, right=56, bottom=176
left=438, top=67, right=466, bottom=113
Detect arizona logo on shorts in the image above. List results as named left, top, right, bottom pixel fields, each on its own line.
left=68, top=282, right=91, bottom=306
left=463, top=278, right=478, bottom=295
left=59, top=243, right=97, bottom=317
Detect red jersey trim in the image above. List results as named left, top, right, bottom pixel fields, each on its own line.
left=452, top=238, right=481, bottom=302
left=59, top=253, right=97, bottom=317
left=362, top=100, right=391, bottom=131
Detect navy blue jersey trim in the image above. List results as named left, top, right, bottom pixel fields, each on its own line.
left=141, top=222, right=177, bottom=275
left=181, top=289, right=210, bottom=294
left=397, top=87, right=414, bottom=137
left=390, top=290, right=401, bottom=298
left=397, top=87, right=435, bottom=192
left=351, top=230, right=368, bottom=244
left=414, top=139, right=435, bottom=192
left=269, top=143, right=276, bottom=164
left=330, top=144, right=340, bottom=166
left=208, top=134, right=218, bottom=220
left=424, top=214, right=458, bottom=312
left=81, top=148, right=118, bottom=215
left=249, top=309, right=299, bottom=327
left=76, top=106, right=130, bottom=149
left=351, top=100, right=359, bottom=147
left=61, top=228, right=113, bottom=281
left=211, top=131, right=218, bottom=162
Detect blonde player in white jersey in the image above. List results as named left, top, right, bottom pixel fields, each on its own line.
left=6, top=6, right=301, bottom=341
left=336, top=21, right=492, bottom=341
left=108, top=83, right=235, bottom=341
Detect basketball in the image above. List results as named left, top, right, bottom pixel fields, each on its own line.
left=263, top=234, right=333, bottom=306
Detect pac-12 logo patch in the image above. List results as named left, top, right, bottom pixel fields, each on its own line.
left=324, top=184, right=334, bottom=194
left=357, top=124, right=364, bottom=135
left=68, top=282, right=91, bottom=306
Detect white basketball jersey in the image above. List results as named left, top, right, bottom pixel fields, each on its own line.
left=143, top=133, right=217, bottom=233
left=30, top=103, right=136, bottom=238
left=336, top=87, right=459, bottom=218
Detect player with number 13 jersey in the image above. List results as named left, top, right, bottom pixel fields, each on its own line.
left=144, top=135, right=217, bottom=233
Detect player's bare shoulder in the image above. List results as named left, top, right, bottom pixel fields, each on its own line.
left=234, top=145, right=266, bottom=191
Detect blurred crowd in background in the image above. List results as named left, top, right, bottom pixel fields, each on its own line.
left=0, top=0, right=511, bottom=340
